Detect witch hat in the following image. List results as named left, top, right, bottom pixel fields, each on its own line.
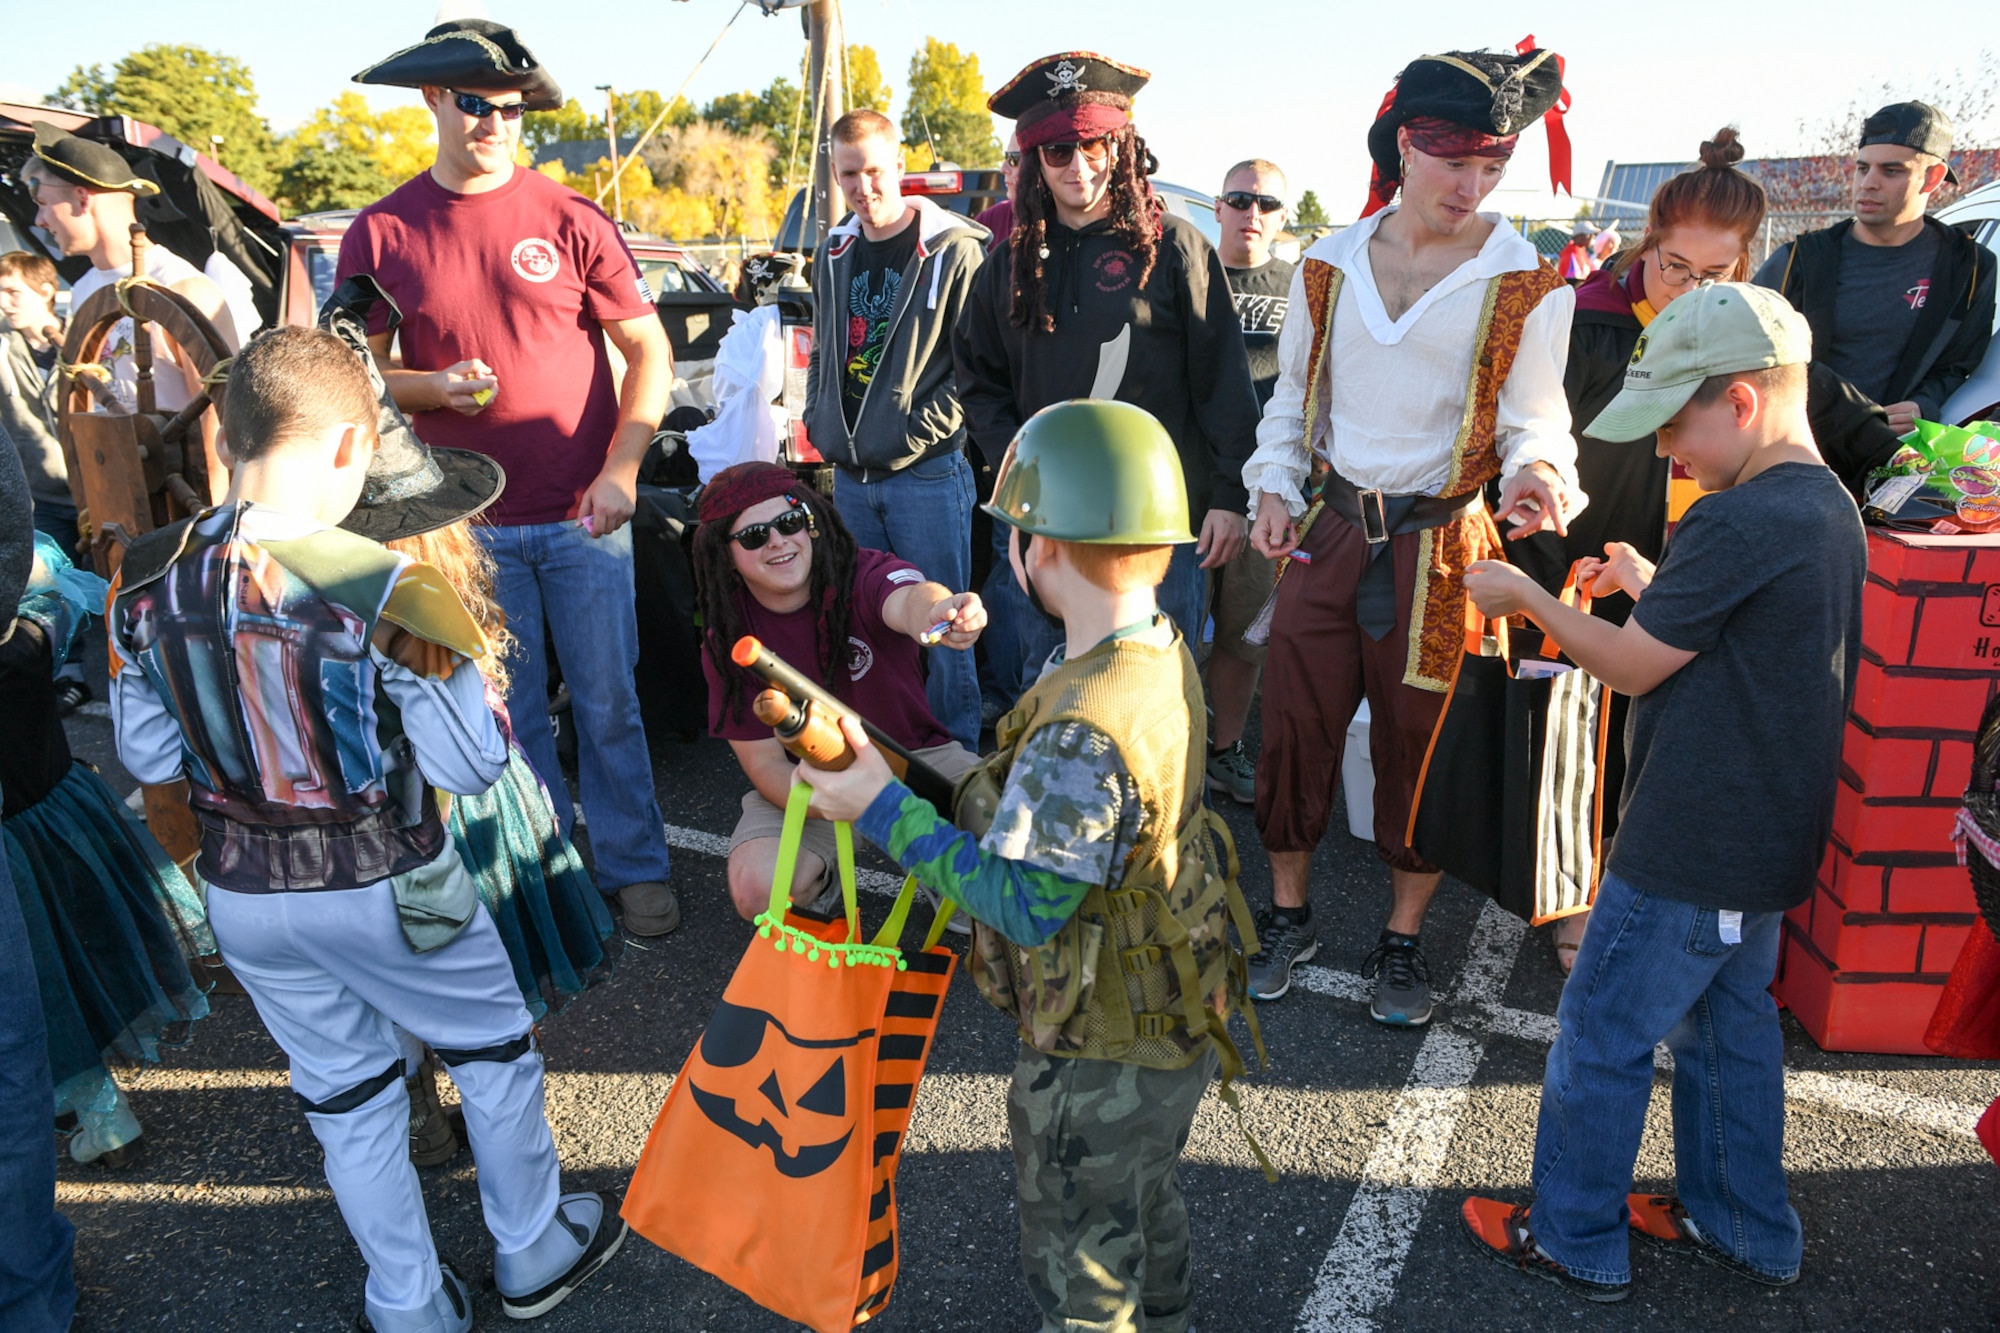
left=322, top=275, right=506, bottom=542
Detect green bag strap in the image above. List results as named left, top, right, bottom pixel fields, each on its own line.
left=920, top=895, right=958, bottom=951
left=756, top=783, right=905, bottom=971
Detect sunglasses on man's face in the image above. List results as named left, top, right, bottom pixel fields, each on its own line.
left=728, top=506, right=815, bottom=551
left=1219, top=191, right=1284, bottom=215
left=450, top=90, right=527, bottom=122
left=1036, top=138, right=1112, bottom=170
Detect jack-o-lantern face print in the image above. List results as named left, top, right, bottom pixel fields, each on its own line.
left=686, top=999, right=869, bottom=1178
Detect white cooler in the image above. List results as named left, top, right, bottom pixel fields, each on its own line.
left=1342, top=700, right=1375, bottom=840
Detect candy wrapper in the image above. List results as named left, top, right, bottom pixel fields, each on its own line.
left=1865, top=418, right=2000, bottom=532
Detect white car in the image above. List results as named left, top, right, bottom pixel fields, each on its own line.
left=1937, top=181, right=2000, bottom=425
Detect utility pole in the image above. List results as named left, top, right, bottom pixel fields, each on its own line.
left=803, top=0, right=845, bottom=248
left=597, top=83, right=623, bottom=225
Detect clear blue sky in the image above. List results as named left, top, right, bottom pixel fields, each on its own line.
left=5, top=0, right=1994, bottom=222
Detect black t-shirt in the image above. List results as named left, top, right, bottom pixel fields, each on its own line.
left=841, top=218, right=920, bottom=428
left=1611, top=462, right=1866, bottom=912
left=1225, top=257, right=1294, bottom=410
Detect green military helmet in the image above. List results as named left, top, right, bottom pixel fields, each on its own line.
left=984, top=399, right=1196, bottom=544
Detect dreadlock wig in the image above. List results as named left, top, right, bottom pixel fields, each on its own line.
left=692, top=463, right=860, bottom=727
left=1009, top=123, right=1162, bottom=333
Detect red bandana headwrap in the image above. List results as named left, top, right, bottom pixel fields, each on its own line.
left=697, top=462, right=811, bottom=528
left=1016, top=99, right=1131, bottom=151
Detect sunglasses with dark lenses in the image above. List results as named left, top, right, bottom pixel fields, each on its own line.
left=450, top=90, right=527, bottom=122
left=1219, top=191, right=1284, bottom=215
left=1003, top=151, right=1022, bottom=169
left=728, top=506, right=814, bottom=550
left=1036, top=137, right=1112, bottom=169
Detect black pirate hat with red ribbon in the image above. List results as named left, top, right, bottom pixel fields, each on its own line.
left=1362, top=37, right=1572, bottom=218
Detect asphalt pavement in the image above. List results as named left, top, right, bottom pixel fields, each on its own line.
left=48, top=666, right=2000, bottom=1333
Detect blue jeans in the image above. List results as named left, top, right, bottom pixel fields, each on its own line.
left=480, top=519, right=671, bottom=894
left=0, top=840, right=78, bottom=1331
left=1529, top=870, right=1800, bottom=1285
left=834, top=453, right=982, bottom=749
left=984, top=526, right=1210, bottom=708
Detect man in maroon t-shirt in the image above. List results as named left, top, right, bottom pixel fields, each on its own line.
left=690, top=464, right=985, bottom=921
left=341, top=19, right=679, bottom=935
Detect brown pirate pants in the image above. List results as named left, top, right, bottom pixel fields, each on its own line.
left=1253, top=510, right=1446, bottom=874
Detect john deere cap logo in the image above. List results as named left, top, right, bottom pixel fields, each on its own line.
left=1630, top=333, right=1649, bottom=366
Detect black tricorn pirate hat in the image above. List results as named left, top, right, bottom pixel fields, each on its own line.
left=323, top=276, right=506, bottom=543
left=30, top=122, right=160, bottom=196
left=989, top=52, right=1150, bottom=119
left=1366, top=49, right=1566, bottom=183
left=352, top=18, right=562, bottom=111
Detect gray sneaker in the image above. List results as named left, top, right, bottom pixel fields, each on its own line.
left=1205, top=741, right=1257, bottom=805
left=1246, top=907, right=1318, bottom=1000
left=1363, top=933, right=1433, bottom=1026
left=914, top=880, right=972, bottom=935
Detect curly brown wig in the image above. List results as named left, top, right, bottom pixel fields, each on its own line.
left=1009, top=123, right=1162, bottom=333
left=386, top=521, right=516, bottom=699
left=690, top=487, right=860, bottom=727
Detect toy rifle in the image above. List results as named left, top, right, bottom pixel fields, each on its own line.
left=732, top=635, right=959, bottom=814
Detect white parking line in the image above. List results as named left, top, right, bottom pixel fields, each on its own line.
left=1296, top=902, right=1525, bottom=1333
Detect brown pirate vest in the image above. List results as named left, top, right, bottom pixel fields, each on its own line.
left=957, top=632, right=1261, bottom=1075
left=1293, top=256, right=1566, bottom=691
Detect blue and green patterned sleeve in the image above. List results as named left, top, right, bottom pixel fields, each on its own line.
left=856, top=782, right=1092, bottom=947
left=854, top=722, right=1137, bottom=948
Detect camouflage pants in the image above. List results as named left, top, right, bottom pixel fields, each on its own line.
left=1008, top=1044, right=1216, bottom=1333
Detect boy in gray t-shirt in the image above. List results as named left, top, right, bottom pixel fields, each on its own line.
left=1456, top=283, right=1864, bottom=1301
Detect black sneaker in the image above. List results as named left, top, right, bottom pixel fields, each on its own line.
left=1246, top=906, right=1318, bottom=1000
left=54, top=679, right=91, bottom=716
left=1362, top=932, right=1433, bottom=1026
left=498, top=1191, right=629, bottom=1319
left=1204, top=741, right=1257, bottom=805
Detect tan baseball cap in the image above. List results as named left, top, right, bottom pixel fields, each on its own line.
left=1586, top=282, right=1812, bottom=443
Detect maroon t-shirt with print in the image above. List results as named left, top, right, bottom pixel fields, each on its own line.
left=335, top=167, right=655, bottom=526
left=704, top=548, right=949, bottom=751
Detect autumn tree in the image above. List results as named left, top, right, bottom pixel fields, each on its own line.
left=902, top=38, right=999, bottom=168
left=846, top=45, right=892, bottom=115
left=276, top=92, right=435, bottom=211
left=1771, top=51, right=2000, bottom=219
left=52, top=44, right=279, bottom=193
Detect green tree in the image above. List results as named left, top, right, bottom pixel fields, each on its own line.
left=52, top=45, right=279, bottom=193
left=846, top=45, right=892, bottom=114
left=522, top=97, right=599, bottom=154
left=1294, top=190, right=1329, bottom=227
left=902, top=39, right=999, bottom=168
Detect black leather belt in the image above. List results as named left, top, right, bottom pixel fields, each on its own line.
left=1316, top=470, right=1481, bottom=640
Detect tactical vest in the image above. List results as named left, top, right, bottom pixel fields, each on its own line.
left=957, top=632, right=1262, bottom=1077
left=1291, top=257, right=1565, bottom=692
left=108, top=505, right=448, bottom=892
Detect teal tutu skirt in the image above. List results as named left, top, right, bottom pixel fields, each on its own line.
left=3, top=763, right=211, bottom=1112
left=448, top=746, right=616, bottom=1020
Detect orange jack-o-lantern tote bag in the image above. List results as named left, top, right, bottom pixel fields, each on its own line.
left=623, top=782, right=956, bottom=1331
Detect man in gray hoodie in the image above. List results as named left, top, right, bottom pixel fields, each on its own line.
left=805, top=109, right=989, bottom=748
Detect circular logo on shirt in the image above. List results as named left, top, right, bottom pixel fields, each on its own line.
left=847, top=637, right=875, bottom=682
left=1094, top=249, right=1137, bottom=292
left=511, top=237, right=561, bottom=283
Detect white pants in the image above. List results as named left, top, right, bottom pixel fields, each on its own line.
left=208, top=878, right=561, bottom=1313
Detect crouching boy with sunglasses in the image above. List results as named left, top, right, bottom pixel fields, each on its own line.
left=690, top=463, right=987, bottom=921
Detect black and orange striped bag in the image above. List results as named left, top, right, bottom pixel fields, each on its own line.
left=622, top=784, right=954, bottom=1331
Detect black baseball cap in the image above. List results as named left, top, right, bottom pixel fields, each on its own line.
left=1860, top=101, right=1958, bottom=185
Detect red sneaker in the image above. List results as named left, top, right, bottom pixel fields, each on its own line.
left=1625, top=1193, right=1799, bottom=1287
left=1460, top=1196, right=1629, bottom=1303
